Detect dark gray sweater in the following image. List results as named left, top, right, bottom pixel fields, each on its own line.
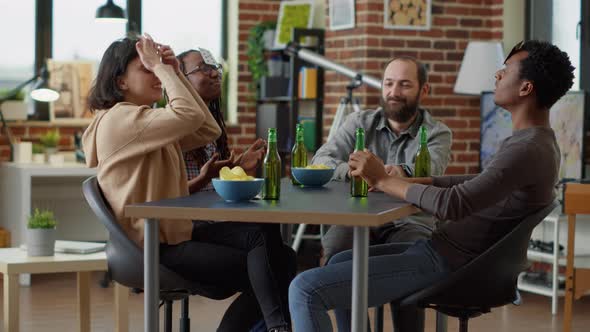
left=406, top=127, right=560, bottom=270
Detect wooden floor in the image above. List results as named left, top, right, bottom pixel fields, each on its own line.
left=1, top=272, right=589, bottom=331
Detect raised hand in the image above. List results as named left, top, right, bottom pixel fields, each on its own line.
left=135, top=33, right=161, bottom=72
left=200, top=152, right=232, bottom=181
left=158, top=44, right=180, bottom=74
left=239, top=138, right=266, bottom=174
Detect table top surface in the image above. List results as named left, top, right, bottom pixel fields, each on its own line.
left=125, top=179, right=419, bottom=227
left=564, top=183, right=590, bottom=215
left=0, top=248, right=106, bottom=274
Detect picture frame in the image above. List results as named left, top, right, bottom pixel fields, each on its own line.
left=384, top=0, right=431, bottom=31
left=46, top=59, right=95, bottom=123
left=274, top=0, right=315, bottom=49
left=479, top=91, right=512, bottom=170
left=329, top=0, right=355, bottom=31
left=479, top=91, right=587, bottom=180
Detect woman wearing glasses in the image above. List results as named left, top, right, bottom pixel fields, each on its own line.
left=175, top=48, right=295, bottom=332
left=83, top=37, right=294, bottom=332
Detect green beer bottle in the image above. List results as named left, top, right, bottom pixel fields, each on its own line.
left=263, top=128, right=281, bottom=200
left=413, top=125, right=431, bottom=177
left=351, top=128, right=368, bottom=197
left=291, top=123, right=308, bottom=185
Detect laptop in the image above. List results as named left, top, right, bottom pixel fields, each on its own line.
left=21, top=240, right=106, bottom=254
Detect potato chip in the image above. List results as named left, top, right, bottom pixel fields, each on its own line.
left=219, top=166, right=255, bottom=181
left=305, top=164, right=331, bottom=170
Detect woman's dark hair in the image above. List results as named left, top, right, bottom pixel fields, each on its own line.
left=87, top=37, right=139, bottom=112
left=510, top=40, right=575, bottom=109
left=177, top=49, right=230, bottom=162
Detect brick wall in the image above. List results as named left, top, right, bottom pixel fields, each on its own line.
left=235, top=0, right=504, bottom=174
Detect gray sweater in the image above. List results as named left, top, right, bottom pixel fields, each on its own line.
left=406, top=127, right=560, bottom=270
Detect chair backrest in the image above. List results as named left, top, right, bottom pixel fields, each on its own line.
left=82, top=176, right=231, bottom=298
left=400, top=201, right=559, bottom=309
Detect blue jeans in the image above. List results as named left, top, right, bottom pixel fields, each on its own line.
left=289, top=240, right=451, bottom=331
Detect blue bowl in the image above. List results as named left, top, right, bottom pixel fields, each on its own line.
left=212, top=178, right=264, bottom=202
left=291, top=167, right=335, bottom=187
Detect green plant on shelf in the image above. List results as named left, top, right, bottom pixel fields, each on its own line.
left=32, top=143, right=44, bottom=154
left=0, top=88, right=25, bottom=101
left=246, top=21, right=276, bottom=97
left=27, top=208, right=57, bottom=229
left=39, top=129, right=60, bottom=148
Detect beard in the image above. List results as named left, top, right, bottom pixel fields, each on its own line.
left=381, top=93, right=420, bottom=123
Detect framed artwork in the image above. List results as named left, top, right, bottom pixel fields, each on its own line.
left=479, top=91, right=512, bottom=170
left=549, top=91, right=586, bottom=180
left=274, top=0, right=315, bottom=49
left=329, top=0, right=355, bottom=31
left=46, top=59, right=94, bottom=123
left=480, top=91, right=587, bottom=180
left=384, top=0, right=431, bottom=31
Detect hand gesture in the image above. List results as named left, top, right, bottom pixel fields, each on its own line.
left=199, top=153, right=231, bottom=181
left=348, top=150, right=389, bottom=188
left=384, top=164, right=407, bottom=178
left=158, top=44, right=180, bottom=74
left=135, top=33, right=161, bottom=72
left=239, top=138, right=267, bottom=174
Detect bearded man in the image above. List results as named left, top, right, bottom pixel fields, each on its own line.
left=309, top=56, right=452, bottom=331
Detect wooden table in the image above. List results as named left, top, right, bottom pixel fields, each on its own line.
left=125, top=179, right=419, bottom=332
left=563, top=183, right=590, bottom=332
left=0, top=249, right=128, bottom=332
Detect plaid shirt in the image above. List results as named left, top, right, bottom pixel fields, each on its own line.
left=184, top=142, right=218, bottom=191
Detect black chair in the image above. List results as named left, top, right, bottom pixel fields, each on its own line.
left=375, top=201, right=559, bottom=332
left=82, top=176, right=235, bottom=332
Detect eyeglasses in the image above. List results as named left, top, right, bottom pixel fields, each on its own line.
left=184, top=63, right=223, bottom=76
left=505, top=40, right=525, bottom=63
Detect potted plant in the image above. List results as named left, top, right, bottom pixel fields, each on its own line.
left=27, top=208, right=57, bottom=256
left=246, top=21, right=276, bottom=97
left=0, top=88, right=28, bottom=120
left=32, top=143, right=45, bottom=163
left=39, top=129, right=60, bottom=158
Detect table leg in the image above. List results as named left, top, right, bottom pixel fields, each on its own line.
left=114, top=282, right=129, bottom=332
left=145, top=218, right=160, bottom=332
left=4, top=273, right=19, bottom=332
left=77, top=271, right=91, bottom=332
left=352, top=226, right=369, bottom=332
left=564, top=214, right=576, bottom=332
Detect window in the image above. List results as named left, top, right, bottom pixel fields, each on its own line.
left=142, top=0, right=223, bottom=60
left=52, top=0, right=127, bottom=63
left=0, top=0, right=35, bottom=89
left=552, top=1, right=581, bottom=90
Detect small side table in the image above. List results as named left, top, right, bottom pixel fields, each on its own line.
left=0, top=248, right=128, bottom=332
left=563, top=183, right=590, bottom=332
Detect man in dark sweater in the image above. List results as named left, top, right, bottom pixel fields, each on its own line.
left=288, top=40, right=575, bottom=332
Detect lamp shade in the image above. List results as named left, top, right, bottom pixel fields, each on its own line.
left=96, top=0, right=127, bottom=22
left=454, top=41, right=505, bottom=95
left=30, top=67, right=59, bottom=102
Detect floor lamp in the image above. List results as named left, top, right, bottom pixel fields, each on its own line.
left=0, top=67, right=59, bottom=161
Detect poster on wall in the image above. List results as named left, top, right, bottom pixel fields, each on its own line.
left=480, top=91, right=587, bottom=179
left=384, top=0, right=431, bottom=30
left=274, top=0, right=315, bottom=49
left=329, top=0, right=355, bottom=31
left=46, top=59, right=94, bottom=123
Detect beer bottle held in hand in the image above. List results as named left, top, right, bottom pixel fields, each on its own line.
left=413, top=125, right=431, bottom=177
left=351, top=128, right=368, bottom=197
left=291, top=123, right=308, bottom=185
left=263, top=128, right=281, bottom=200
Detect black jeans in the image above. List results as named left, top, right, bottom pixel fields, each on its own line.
left=160, top=222, right=296, bottom=331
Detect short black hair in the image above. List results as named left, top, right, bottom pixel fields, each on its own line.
left=508, top=40, right=575, bottom=109
left=87, top=37, right=139, bottom=112
left=384, top=56, right=428, bottom=87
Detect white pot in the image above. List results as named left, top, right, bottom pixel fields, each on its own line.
left=263, top=30, right=275, bottom=50
left=32, top=154, right=45, bottom=164
left=0, top=100, right=28, bottom=121
left=27, top=228, right=56, bottom=257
